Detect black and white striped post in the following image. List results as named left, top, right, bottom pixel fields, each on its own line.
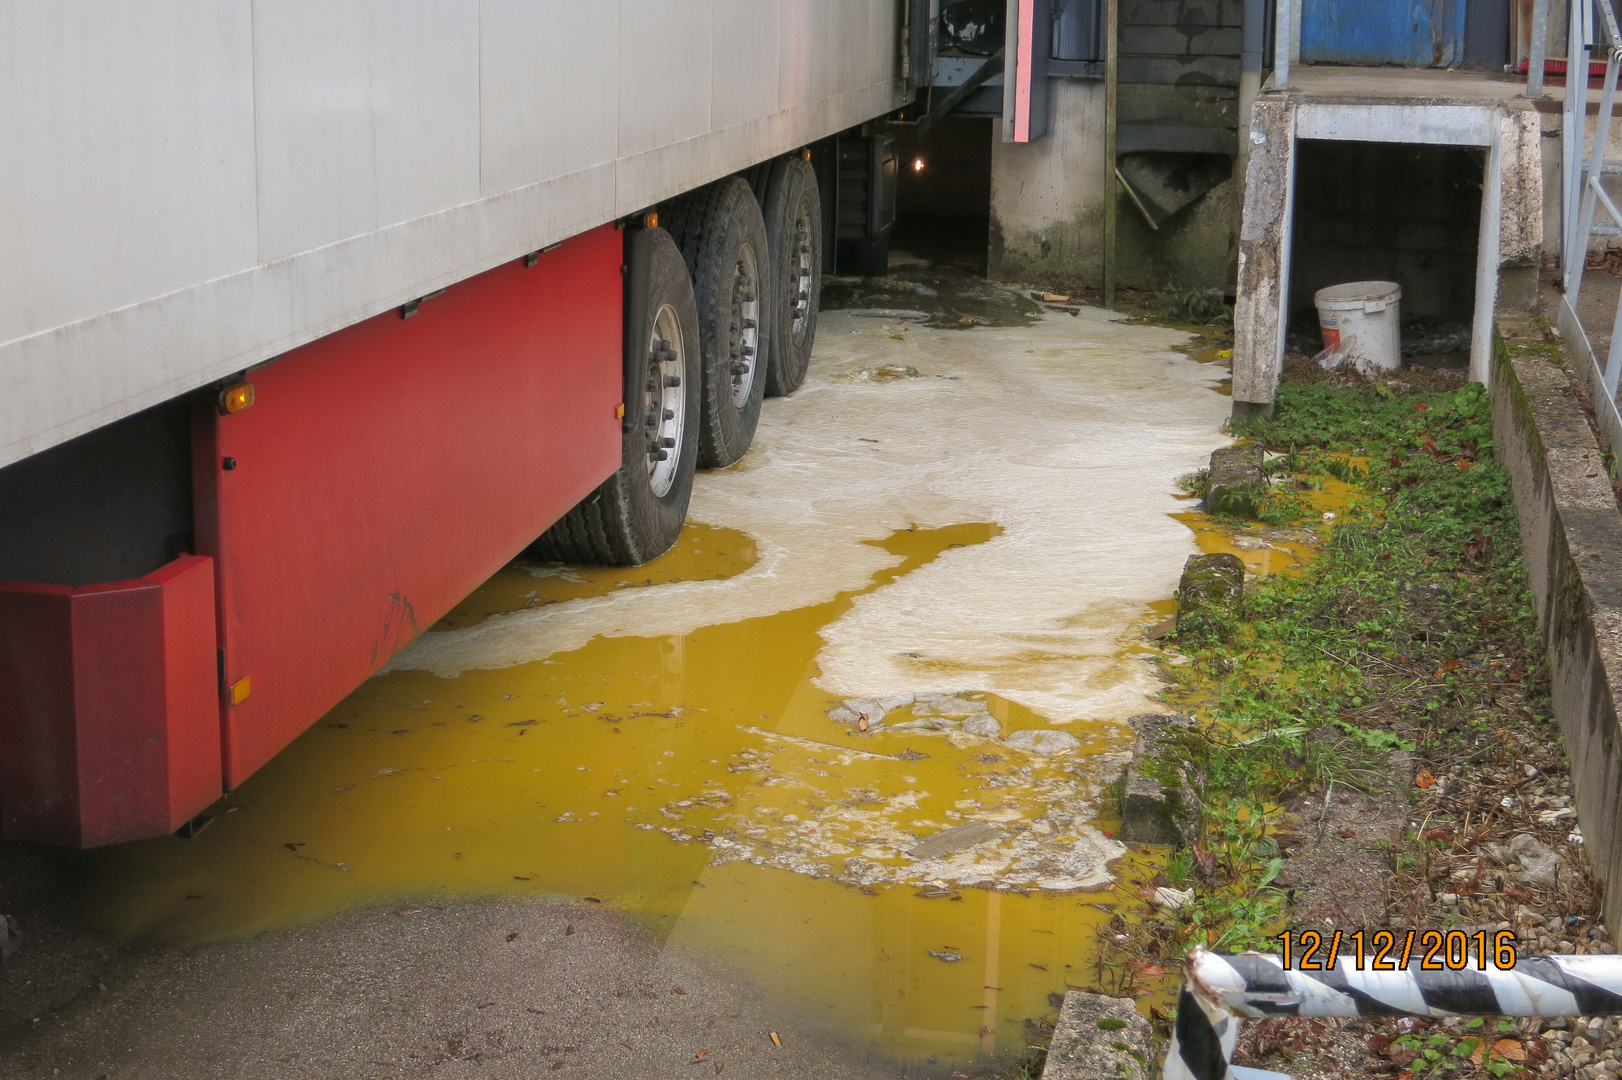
left=1164, top=947, right=1622, bottom=1080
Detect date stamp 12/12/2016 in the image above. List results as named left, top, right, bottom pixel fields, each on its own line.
left=1274, top=929, right=1520, bottom=971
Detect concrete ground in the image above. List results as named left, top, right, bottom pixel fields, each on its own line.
left=0, top=889, right=914, bottom=1080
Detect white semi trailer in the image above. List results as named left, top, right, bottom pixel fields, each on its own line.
left=0, top=1, right=922, bottom=847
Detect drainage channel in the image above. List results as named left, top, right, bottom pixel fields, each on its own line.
left=43, top=288, right=1239, bottom=1073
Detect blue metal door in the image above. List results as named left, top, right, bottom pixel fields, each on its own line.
left=1300, top=0, right=1468, bottom=66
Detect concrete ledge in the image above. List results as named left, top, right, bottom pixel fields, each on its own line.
left=1041, top=991, right=1154, bottom=1079
left=1492, top=343, right=1622, bottom=931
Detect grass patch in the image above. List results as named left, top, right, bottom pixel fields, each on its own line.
left=1084, top=379, right=1549, bottom=1008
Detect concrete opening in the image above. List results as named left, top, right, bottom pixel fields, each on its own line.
left=889, top=117, right=994, bottom=272
left=1288, top=139, right=1485, bottom=369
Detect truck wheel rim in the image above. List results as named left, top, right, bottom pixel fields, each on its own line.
left=790, top=206, right=814, bottom=344
left=645, top=303, right=686, bottom=498
left=730, top=242, right=761, bottom=407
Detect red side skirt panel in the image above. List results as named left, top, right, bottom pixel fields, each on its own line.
left=197, top=226, right=623, bottom=787
left=0, top=555, right=220, bottom=846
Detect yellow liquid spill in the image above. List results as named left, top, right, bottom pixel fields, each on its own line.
left=1172, top=463, right=1364, bottom=579
left=71, top=522, right=1151, bottom=1068
left=431, top=522, right=759, bottom=630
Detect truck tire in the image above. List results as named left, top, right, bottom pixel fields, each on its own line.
left=662, top=177, right=769, bottom=468
left=530, top=227, right=701, bottom=566
left=762, top=154, right=822, bottom=397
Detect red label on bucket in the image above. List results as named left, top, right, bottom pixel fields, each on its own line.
left=1321, top=326, right=1341, bottom=351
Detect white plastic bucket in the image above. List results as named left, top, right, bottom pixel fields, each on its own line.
left=1313, top=281, right=1402, bottom=373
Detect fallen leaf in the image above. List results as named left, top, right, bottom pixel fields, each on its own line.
left=696, top=1050, right=707, bottom=1060
left=506, top=932, right=519, bottom=942
left=1334, top=829, right=1357, bottom=839
left=1494, top=1039, right=1526, bottom=1062
left=672, top=987, right=687, bottom=995
left=1414, top=769, right=1436, bottom=789
left=1414, top=402, right=1430, bottom=414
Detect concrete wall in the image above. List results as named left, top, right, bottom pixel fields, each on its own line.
left=1115, top=175, right=1241, bottom=292
left=988, top=80, right=1109, bottom=289
left=1492, top=341, right=1622, bottom=935
left=987, top=78, right=1238, bottom=292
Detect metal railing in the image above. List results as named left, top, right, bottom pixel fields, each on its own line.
left=1163, top=947, right=1622, bottom=1080
left=1557, top=0, right=1622, bottom=458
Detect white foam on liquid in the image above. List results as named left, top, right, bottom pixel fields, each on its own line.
left=388, top=305, right=1229, bottom=724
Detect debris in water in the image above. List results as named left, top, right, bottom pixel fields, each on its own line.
left=835, top=363, right=922, bottom=383
left=907, top=821, right=1002, bottom=860
left=1000, top=729, right=1081, bottom=756
left=1150, top=886, right=1194, bottom=910
left=928, top=948, right=964, bottom=962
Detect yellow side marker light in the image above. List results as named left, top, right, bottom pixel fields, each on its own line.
left=615, top=402, right=626, bottom=419
left=219, top=382, right=255, bottom=415
left=229, top=677, right=251, bottom=706
left=643, top=211, right=659, bottom=230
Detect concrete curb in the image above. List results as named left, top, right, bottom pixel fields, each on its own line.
left=1040, top=991, right=1155, bottom=1079
left=1492, top=336, right=1622, bottom=934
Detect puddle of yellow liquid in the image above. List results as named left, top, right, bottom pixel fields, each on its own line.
left=432, top=522, right=759, bottom=630
left=1172, top=463, right=1365, bottom=580
left=72, top=522, right=1152, bottom=1069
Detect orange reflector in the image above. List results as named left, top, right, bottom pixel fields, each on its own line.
left=643, top=211, right=659, bottom=230
left=802, top=148, right=811, bottom=161
left=614, top=402, right=626, bottom=419
left=229, top=677, right=251, bottom=705
left=219, top=382, right=255, bottom=415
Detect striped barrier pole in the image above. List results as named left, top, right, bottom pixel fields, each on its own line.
left=1164, top=947, right=1622, bottom=1080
